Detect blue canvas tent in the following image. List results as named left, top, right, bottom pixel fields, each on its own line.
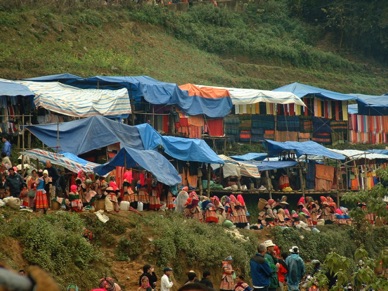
left=94, top=147, right=181, bottom=186
left=0, top=79, right=34, bottom=97
left=250, top=160, right=298, bottom=171
left=351, top=94, right=388, bottom=116
left=67, top=75, right=186, bottom=104
left=23, top=73, right=82, bottom=82
left=265, top=140, right=345, bottom=160
left=25, top=116, right=146, bottom=155
left=273, top=82, right=356, bottom=101
left=230, top=153, right=267, bottom=161
left=161, top=136, right=224, bottom=164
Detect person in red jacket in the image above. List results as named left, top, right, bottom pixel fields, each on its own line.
left=277, top=253, right=288, bottom=291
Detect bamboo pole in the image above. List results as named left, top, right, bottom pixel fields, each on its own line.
left=207, top=163, right=211, bottom=197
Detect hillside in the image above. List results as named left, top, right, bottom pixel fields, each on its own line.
left=0, top=1, right=387, bottom=94
left=1, top=207, right=387, bottom=290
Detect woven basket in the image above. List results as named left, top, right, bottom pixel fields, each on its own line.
left=258, top=198, right=267, bottom=211
left=51, top=201, right=60, bottom=210
left=94, top=199, right=106, bottom=211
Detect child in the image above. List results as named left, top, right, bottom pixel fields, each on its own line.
left=234, top=275, right=252, bottom=291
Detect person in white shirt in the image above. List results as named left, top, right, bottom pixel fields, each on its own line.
left=161, top=267, right=174, bottom=291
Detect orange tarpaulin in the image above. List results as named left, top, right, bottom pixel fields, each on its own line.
left=179, top=83, right=230, bottom=99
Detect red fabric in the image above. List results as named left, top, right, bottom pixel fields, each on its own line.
left=207, top=118, right=224, bottom=136
left=162, top=115, right=169, bottom=133
left=277, top=263, right=287, bottom=283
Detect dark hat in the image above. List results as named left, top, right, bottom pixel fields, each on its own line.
left=163, top=267, right=173, bottom=272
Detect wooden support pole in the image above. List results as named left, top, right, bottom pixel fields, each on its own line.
left=207, top=163, right=211, bottom=197
left=298, top=163, right=305, bottom=198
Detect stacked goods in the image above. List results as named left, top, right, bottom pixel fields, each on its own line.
left=299, top=116, right=313, bottom=133
left=224, top=115, right=240, bottom=141
left=330, top=120, right=348, bottom=145
left=312, top=117, right=332, bottom=144
left=239, top=115, right=252, bottom=142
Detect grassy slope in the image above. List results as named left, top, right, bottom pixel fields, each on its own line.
left=0, top=6, right=387, bottom=94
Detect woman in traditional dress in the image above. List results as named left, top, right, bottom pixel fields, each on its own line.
left=149, top=179, right=161, bottom=211
left=35, top=170, right=48, bottom=214
left=220, top=256, right=235, bottom=291
left=105, top=186, right=120, bottom=212
left=138, top=276, right=153, bottom=291
left=235, top=194, right=249, bottom=228
left=175, top=186, right=189, bottom=213
left=138, top=179, right=150, bottom=211
left=26, top=169, right=38, bottom=208
left=204, top=202, right=218, bottom=223
left=68, top=184, right=83, bottom=212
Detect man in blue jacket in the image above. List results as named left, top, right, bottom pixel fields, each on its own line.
left=285, top=246, right=305, bottom=291
left=250, top=243, right=272, bottom=291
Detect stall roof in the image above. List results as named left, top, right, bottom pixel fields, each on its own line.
left=161, top=136, right=224, bottom=164
left=0, top=78, right=34, bottom=97
left=351, top=94, right=388, bottom=116
left=199, top=85, right=306, bottom=106
left=25, top=116, right=145, bottom=155
left=20, top=149, right=99, bottom=173
left=329, top=149, right=388, bottom=160
left=265, top=140, right=346, bottom=160
left=250, top=160, right=298, bottom=171
left=19, top=81, right=131, bottom=118
left=215, top=155, right=260, bottom=178
left=273, top=82, right=356, bottom=101
left=179, top=83, right=233, bottom=117
left=94, top=147, right=181, bottom=186
left=230, top=153, right=268, bottom=161
left=348, top=103, right=358, bottom=114
left=23, top=73, right=82, bottom=82
left=67, top=75, right=187, bottom=105
left=368, top=149, right=388, bottom=155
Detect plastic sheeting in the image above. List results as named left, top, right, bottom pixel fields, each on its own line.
left=250, top=160, right=298, bottom=171
left=329, top=149, right=388, bottom=160
left=230, top=153, right=267, bottom=161
left=214, top=155, right=260, bottom=178
left=25, top=116, right=145, bottom=155
left=351, top=94, right=388, bottom=116
left=20, top=149, right=99, bottom=173
left=0, top=78, right=34, bottom=97
left=199, top=85, right=306, bottom=106
left=19, top=81, right=131, bottom=118
left=265, top=140, right=345, bottom=160
left=23, top=73, right=82, bottom=82
left=179, top=84, right=233, bottom=117
left=94, top=147, right=181, bottom=186
left=161, top=136, right=224, bottom=164
left=273, top=82, right=356, bottom=101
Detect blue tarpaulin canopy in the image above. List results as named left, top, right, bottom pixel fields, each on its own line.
left=67, top=75, right=186, bottom=105
left=23, top=73, right=82, bottom=82
left=161, top=136, right=224, bottom=164
left=67, top=76, right=230, bottom=118
left=351, top=94, right=388, bottom=116
left=368, top=149, right=388, bottom=155
left=25, top=116, right=145, bottom=155
left=230, top=153, right=268, bottom=161
left=265, top=140, right=345, bottom=160
left=250, top=160, right=298, bottom=171
left=0, top=78, right=34, bottom=97
left=273, top=82, right=356, bottom=101
left=348, top=104, right=358, bottom=114
left=94, top=147, right=181, bottom=186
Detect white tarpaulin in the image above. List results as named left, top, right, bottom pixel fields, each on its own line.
left=329, top=149, right=388, bottom=160
left=18, top=81, right=131, bottom=118
left=212, top=155, right=261, bottom=178
left=198, top=85, right=306, bottom=106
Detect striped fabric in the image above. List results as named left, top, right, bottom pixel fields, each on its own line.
left=20, top=149, right=99, bottom=173
left=19, top=81, right=131, bottom=118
